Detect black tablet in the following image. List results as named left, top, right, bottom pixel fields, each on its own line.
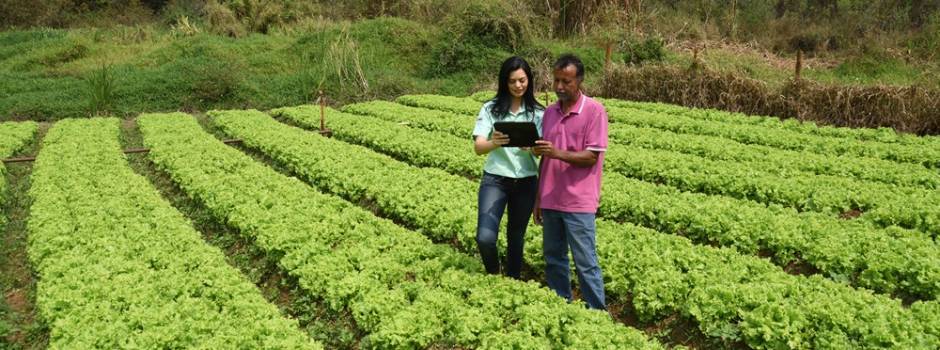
left=493, top=121, right=539, bottom=147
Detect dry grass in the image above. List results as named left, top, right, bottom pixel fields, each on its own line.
left=601, top=64, right=940, bottom=135
left=783, top=80, right=940, bottom=134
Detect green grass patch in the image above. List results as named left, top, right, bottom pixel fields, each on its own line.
left=1, top=18, right=937, bottom=121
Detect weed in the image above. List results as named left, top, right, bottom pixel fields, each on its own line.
left=85, top=62, right=115, bottom=116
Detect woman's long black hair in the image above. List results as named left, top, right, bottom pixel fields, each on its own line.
left=489, top=56, right=544, bottom=119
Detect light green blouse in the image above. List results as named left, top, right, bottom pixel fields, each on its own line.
left=472, top=101, right=544, bottom=178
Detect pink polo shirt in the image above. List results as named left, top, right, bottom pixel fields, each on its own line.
left=538, top=94, right=608, bottom=213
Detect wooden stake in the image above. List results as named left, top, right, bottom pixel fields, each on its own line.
left=604, top=42, right=612, bottom=70
left=317, top=90, right=333, bottom=137
left=730, top=0, right=737, bottom=40
left=319, top=90, right=326, bottom=131
left=795, top=50, right=803, bottom=81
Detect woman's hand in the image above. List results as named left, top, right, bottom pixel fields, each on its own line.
left=491, top=131, right=510, bottom=146
left=474, top=132, right=511, bottom=155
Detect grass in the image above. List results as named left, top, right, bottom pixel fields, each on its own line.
left=664, top=41, right=940, bottom=89
left=0, top=18, right=499, bottom=121
left=1, top=18, right=938, bottom=122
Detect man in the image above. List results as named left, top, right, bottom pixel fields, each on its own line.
left=532, top=54, right=608, bottom=310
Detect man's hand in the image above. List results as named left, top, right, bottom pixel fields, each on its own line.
left=533, top=140, right=555, bottom=158
left=491, top=131, right=510, bottom=146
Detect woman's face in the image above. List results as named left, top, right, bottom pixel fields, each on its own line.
left=507, top=68, right=528, bottom=99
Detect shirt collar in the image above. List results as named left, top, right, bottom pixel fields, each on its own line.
left=508, top=103, right=528, bottom=116
left=555, top=93, right=586, bottom=118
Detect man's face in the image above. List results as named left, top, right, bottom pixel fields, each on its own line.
left=553, top=65, right=581, bottom=102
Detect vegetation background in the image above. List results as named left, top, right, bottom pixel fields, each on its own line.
left=0, top=0, right=938, bottom=132
left=1, top=1, right=939, bottom=348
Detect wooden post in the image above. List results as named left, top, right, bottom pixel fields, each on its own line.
left=317, top=90, right=333, bottom=137
left=795, top=50, right=803, bottom=81
left=318, top=90, right=326, bottom=131
left=604, top=42, right=612, bottom=71
left=794, top=50, right=804, bottom=121
left=730, top=0, right=737, bottom=40
left=691, top=46, right=702, bottom=71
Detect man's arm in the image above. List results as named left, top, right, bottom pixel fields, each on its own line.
left=533, top=141, right=598, bottom=167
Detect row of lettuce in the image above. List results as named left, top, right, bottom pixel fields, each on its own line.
left=467, top=91, right=940, bottom=152
left=600, top=104, right=940, bottom=169
left=406, top=92, right=940, bottom=169
left=333, top=100, right=940, bottom=301
left=402, top=92, right=940, bottom=193
left=390, top=95, right=940, bottom=235
left=0, top=122, right=36, bottom=159
left=605, top=123, right=939, bottom=190
left=26, top=118, right=320, bottom=348
left=230, top=107, right=940, bottom=349
left=0, top=121, right=39, bottom=346
left=0, top=121, right=38, bottom=225
left=13, top=90, right=939, bottom=348
left=596, top=97, right=940, bottom=149
left=602, top=142, right=940, bottom=235
left=139, top=112, right=661, bottom=349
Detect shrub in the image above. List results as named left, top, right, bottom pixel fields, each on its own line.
left=601, top=63, right=940, bottom=135
left=909, top=12, right=940, bottom=60
left=204, top=0, right=245, bottom=37
left=427, top=0, right=535, bottom=76
left=621, top=36, right=665, bottom=65
left=32, top=41, right=88, bottom=67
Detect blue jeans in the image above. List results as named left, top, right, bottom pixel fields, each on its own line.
left=541, top=209, right=607, bottom=310
left=476, top=172, right=538, bottom=279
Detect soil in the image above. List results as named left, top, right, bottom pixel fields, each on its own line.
left=838, top=209, right=863, bottom=219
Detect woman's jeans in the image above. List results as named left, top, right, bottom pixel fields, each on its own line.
left=476, top=172, right=538, bottom=279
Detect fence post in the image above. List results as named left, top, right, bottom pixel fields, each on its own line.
left=318, top=90, right=333, bottom=137
left=795, top=50, right=802, bottom=81
left=604, top=42, right=612, bottom=71
left=794, top=51, right=803, bottom=121
left=319, top=90, right=325, bottom=130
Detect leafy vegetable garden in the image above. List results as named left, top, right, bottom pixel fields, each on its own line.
left=2, top=92, right=939, bottom=349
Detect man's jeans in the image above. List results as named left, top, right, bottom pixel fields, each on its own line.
left=541, top=209, right=607, bottom=310
left=476, top=172, right=538, bottom=279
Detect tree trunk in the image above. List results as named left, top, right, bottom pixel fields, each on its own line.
left=775, top=0, right=787, bottom=18
left=556, top=0, right=603, bottom=38
left=730, top=0, right=737, bottom=40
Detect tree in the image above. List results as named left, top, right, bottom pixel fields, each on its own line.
left=555, top=0, right=614, bottom=38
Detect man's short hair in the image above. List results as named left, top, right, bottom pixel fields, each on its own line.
left=553, top=54, right=584, bottom=81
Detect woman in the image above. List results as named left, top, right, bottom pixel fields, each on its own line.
left=472, top=56, right=544, bottom=279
